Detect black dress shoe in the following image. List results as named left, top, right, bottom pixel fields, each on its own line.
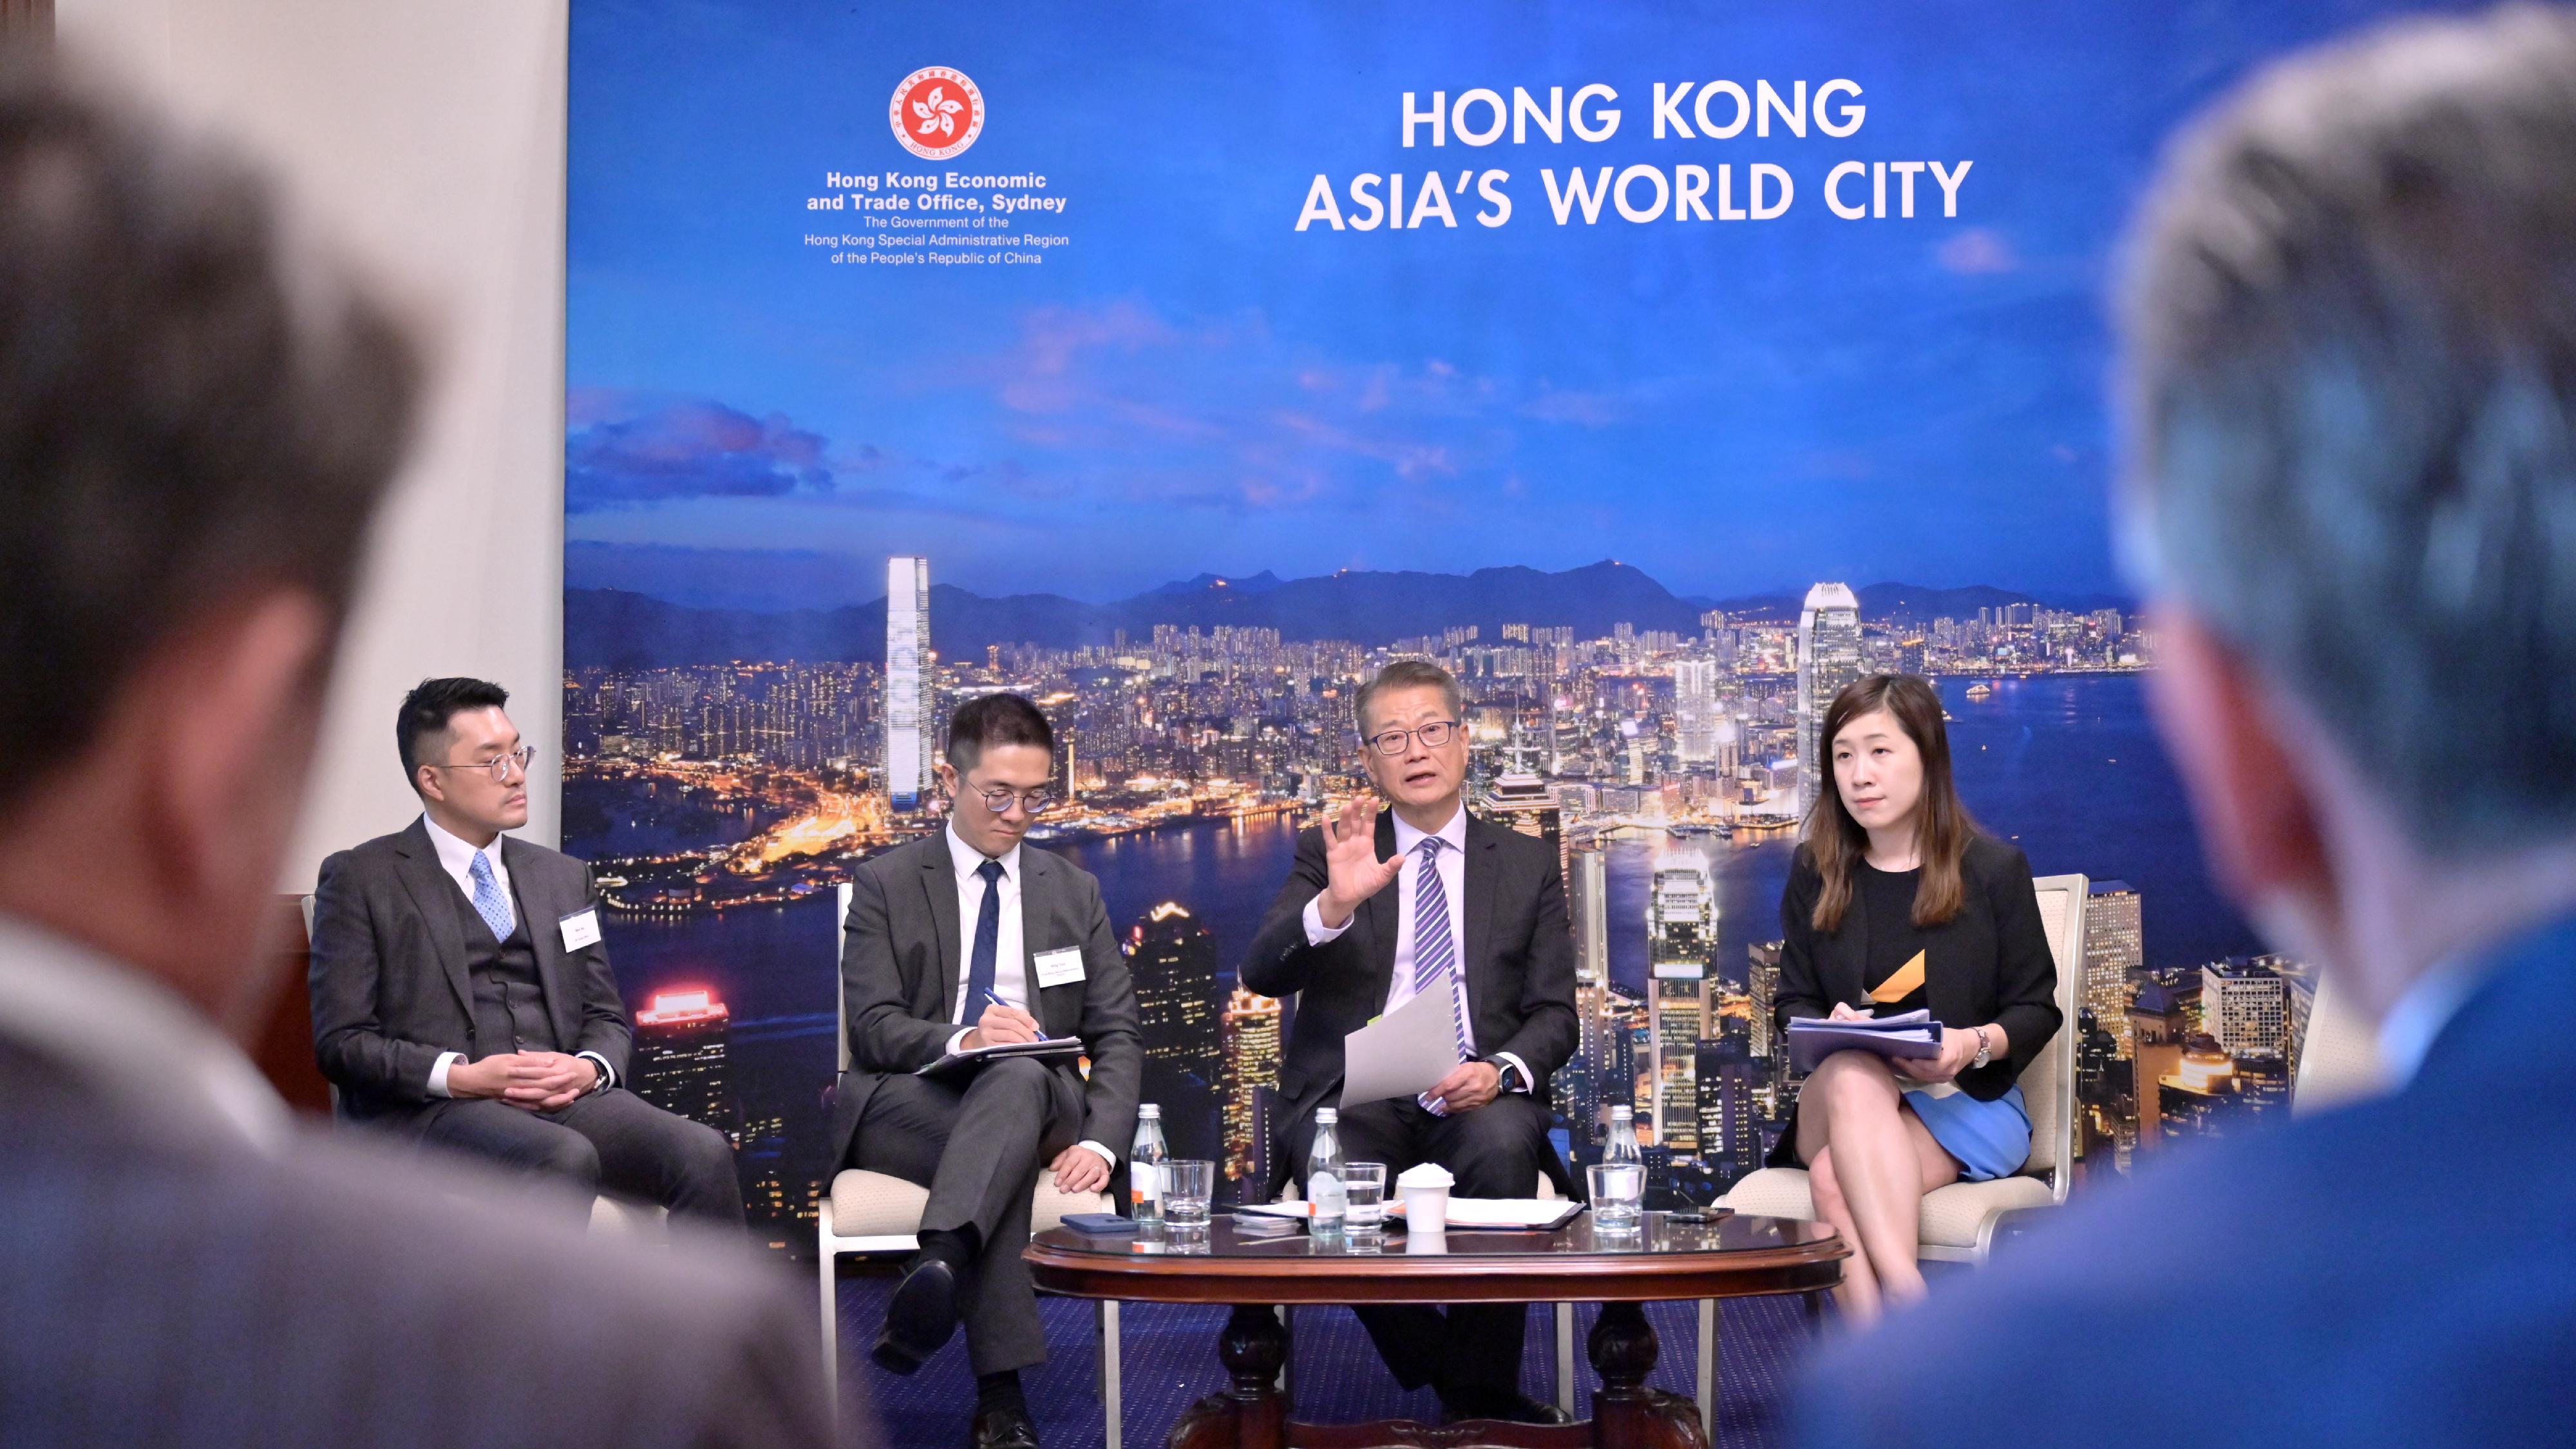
left=969, top=1402, right=1040, bottom=1448
left=869, top=1257, right=958, bottom=1375
left=1440, top=1388, right=1575, bottom=1426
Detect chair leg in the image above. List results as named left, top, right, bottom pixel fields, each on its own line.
left=817, top=1244, right=839, bottom=1424
left=1097, top=1300, right=1122, bottom=1449
left=1555, top=1302, right=1577, bottom=1415
left=1697, top=1300, right=1719, bottom=1442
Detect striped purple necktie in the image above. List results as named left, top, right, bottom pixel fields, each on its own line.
left=1412, top=837, right=1474, bottom=1065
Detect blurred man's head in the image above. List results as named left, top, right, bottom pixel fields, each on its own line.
left=399, top=679, right=530, bottom=844
left=0, top=55, right=419, bottom=1026
left=2118, top=6, right=2576, bottom=1012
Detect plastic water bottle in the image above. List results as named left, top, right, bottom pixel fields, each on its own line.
left=1601, top=1104, right=1644, bottom=1227
left=1308, top=1107, right=1347, bottom=1239
left=1130, top=1104, right=1168, bottom=1227
left=1605, top=1104, right=1642, bottom=1168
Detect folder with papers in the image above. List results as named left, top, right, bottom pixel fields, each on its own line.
left=1786, top=1008, right=1946, bottom=1074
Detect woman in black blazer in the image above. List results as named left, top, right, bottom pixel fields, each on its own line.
left=1770, top=674, right=2060, bottom=1323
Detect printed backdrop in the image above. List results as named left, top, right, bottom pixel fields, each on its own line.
left=567, top=0, right=2463, bottom=1253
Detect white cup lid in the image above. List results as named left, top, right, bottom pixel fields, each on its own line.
left=1396, top=1163, right=1455, bottom=1189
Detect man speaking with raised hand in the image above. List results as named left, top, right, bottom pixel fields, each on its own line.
left=1244, top=659, right=1579, bottom=1426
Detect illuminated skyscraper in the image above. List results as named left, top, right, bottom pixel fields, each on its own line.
left=634, top=987, right=734, bottom=1140
left=1746, top=940, right=1782, bottom=1061
left=2084, top=881, right=2144, bottom=1057
left=2204, top=958, right=2289, bottom=1063
left=1693, top=1039, right=1761, bottom=1184
left=884, top=555, right=933, bottom=811
left=1128, top=902, right=1222, bottom=1160
left=1795, top=582, right=1862, bottom=816
left=1220, top=987, right=1280, bottom=1194
left=1479, top=772, right=1567, bottom=886
left=1672, top=659, right=1720, bottom=764
left=1569, top=844, right=1609, bottom=985
left=1648, top=851, right=1715, bottom=1151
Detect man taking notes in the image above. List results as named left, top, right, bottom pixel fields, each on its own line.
left=310, top=677, right=744, bottom=1226
left=1243, top=659, right=1579, bottom=1426
left=837, top=693, right=1141, bottom=1449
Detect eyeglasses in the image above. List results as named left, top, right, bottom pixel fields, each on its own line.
left=426, top=744, right=535, bottom=782
left=964, top=782, right=1054, bottom=814
left=1363, top=720, right=1461, bottom=755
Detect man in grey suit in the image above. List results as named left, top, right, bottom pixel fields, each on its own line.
left=837, top=692, right=1142, bottom=1449
left=1243, top=659, right=1580, bottom=1426
left=309, top=676, right=742, bottom=1225
left=0, top=55, right=835, bottom=1448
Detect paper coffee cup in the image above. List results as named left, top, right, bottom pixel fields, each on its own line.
left=1399, top=1184, right=1449, bottom=1234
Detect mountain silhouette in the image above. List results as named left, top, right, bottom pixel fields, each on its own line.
left=564, top=563, right=2120, bottom=670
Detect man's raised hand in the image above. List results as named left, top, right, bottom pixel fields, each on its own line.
left=1315, top=795, right=1404, bottom=928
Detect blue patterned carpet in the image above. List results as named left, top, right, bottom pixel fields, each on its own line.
left=833, top=1273, right=1832, bottom=1448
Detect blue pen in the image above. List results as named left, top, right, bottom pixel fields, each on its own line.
left=981, top=988, right=1051, bottom=1041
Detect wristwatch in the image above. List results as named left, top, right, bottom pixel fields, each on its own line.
left=1969, top=1026, right=1993, bottom=1070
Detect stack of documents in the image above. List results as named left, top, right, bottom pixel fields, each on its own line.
left=1786, top=1009, right=1944, bottom=1074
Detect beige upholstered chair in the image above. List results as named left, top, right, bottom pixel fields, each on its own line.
left=817, top=882, right=1115, bottom=1425
left=301, top=893, right=672, bottom=1237
left=1716, top=871, right=2087, bottom=1265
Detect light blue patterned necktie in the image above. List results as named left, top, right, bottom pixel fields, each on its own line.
left=468, top=849, right=516, bottom=941
left=1410, top=836, right=1474, bottom=1065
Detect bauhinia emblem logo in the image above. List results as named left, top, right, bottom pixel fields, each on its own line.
left=889, top=66, right=984, bottom=161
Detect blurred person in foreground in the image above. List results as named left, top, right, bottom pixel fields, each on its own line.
left=0, top=54, right=838, bottom=1448
left=1801, top=8, right=2576, bottom=1444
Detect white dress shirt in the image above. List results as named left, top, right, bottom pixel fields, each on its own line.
left=419, top=814, right=617, bottom=1099
left=1300, top=804, right=1533, bottom=1098
left=943, top=824, right=1116, bottom=1170
left=0, top=913, right=290, bottom=1154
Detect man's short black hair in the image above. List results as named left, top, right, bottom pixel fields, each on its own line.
left=945, top=692, right=1054, bottom=777
left=398, top=678, right=511, bottom=790
left=0, top=55, right=420, bottom=823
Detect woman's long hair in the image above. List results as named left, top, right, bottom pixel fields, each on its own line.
left=1803, top=674, right=1978, bottom=933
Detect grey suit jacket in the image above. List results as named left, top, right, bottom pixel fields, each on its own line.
left=309, top=818, right=630, bottom=1121
left=832, top=832, right=1142, bottom=1165
left=0, top=1041, right=845, bottom=1448
left=1242, top=810, right=1580, bottom=1190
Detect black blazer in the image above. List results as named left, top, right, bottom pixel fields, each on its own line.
left=1767, top=832, right=2061, bottom=1166
left=308, top=819, right=631, bottom=1122
left=1242, top=810, right=1580, bottom=1189
left=832, top=832, right=1143, bottom=1166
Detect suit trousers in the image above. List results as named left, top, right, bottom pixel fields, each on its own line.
left=413, top=1088, right=745, bottom=1226
left=1287, top=1092, right=1555, bottom=1397
left=846, top=1056, right=1084, bottom=1375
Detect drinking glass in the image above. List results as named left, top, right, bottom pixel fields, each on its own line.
left=1587, top=1162, right=1645, bottom=1230
left=1343, top=1162, right=1388, bottom=1239
left=1164, top=1159, right=1215, bottom=1229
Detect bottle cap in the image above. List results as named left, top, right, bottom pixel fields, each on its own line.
left=1611, top=1105, right=1633, bottom=1118
left=1315, top=1108, right=1338, bottom=1124
left=1139, top=1104, right=1161, bottom=1118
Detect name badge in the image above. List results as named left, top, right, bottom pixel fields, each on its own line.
left=1032, top=946, right=1086, bottom=989
left=559, top=907, right=603, bottom=951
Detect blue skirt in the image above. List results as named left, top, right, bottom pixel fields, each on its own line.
left=1903, top=1083, right=2031, bottom=1182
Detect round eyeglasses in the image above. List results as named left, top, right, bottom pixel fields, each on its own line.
left=425, top=744, right=535, bottom=782
left=966, top=782, right=1055, bottom=815
left=1364, top=720, right=1461, bottom=755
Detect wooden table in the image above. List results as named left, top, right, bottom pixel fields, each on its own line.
left=1026, top=1211, right=1846, bottom=1449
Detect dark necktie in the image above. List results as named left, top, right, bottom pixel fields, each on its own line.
left=967, top=858, right=1005, bottom=1011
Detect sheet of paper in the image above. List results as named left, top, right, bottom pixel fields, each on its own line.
left=1339, top=980, right=1462, bottom=1108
